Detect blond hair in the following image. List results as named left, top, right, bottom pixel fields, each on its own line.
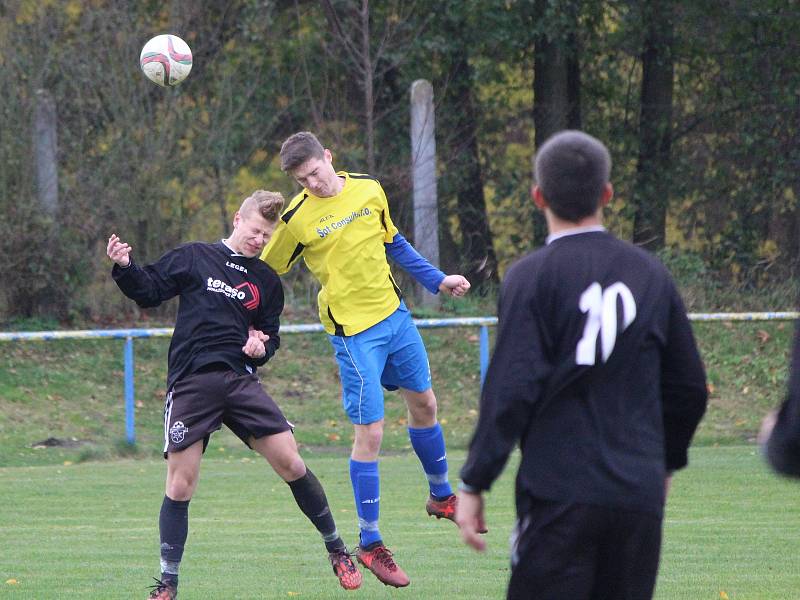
left=240, top=190, right=285, bottom=222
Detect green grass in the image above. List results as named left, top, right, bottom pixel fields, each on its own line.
left=0, top=317, right=797, bottom=598
left=0, top=320, right=795, bottom=466
left=692, top=321, right=794, bottom=445
left=0, top=452, right=514, bottom=599
left=0, top=447, right=798, bottom=599
left=0, top=327, right=489, bottom=467
left=658, top=446, right=800, bottom=599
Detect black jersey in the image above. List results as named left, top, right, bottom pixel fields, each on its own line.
left=766, top=320, right=800, bottom=476
left=112, top=240, right=283, bottom=389
left=460, top=230, right=708, bottom=516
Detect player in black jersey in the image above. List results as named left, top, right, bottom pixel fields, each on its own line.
left=456, top=131, right=708, bottom=600
left=761, top=320, right=800, bottom=476
left=107, top=190, right=361, bottom=599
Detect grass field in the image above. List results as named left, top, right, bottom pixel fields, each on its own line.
left=1, top=447, right=799, bottom=599
left=0, top=320, right=795, bottom=466
left=0, top=319, right=798, bottom=598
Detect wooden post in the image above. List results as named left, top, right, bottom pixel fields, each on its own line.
left=410, top=79, right=440, bottom=308
left=34, top=89, right=58, bottom=216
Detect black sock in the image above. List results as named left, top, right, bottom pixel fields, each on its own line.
left=159, top=496, right=190, bottom=584
left=287, top=469, right=345, bottom=552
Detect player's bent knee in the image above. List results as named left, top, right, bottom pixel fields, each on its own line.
left=274, top=455, right=307, bottom=482
left=253, top=434, right=307, bottom=480
left=166, top=475, right=197, bottom=500
left=403, top=388, right=436, bottom=407
left=404, top=388, right=438, bottom=424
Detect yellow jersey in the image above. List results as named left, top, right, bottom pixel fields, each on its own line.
left=261, top=171, right=401, bottom=336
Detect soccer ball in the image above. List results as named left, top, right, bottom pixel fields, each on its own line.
left=139, top=34, right=193, bottom=87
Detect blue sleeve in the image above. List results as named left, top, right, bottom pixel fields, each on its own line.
left=384, top=233, right=445, bottom=294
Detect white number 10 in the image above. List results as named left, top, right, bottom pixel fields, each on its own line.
left=576, top=282, right=637, bottom=365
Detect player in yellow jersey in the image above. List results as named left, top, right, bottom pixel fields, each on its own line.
left=261, top=131, right=471, bottom=587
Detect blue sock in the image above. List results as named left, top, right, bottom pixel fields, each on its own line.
left=349, top=459, right=381, bottom=547
left=409, top=423, right=453, bottom=499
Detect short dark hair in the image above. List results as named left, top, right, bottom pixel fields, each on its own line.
left=280, top=131, right=325, bottom=172
left=534, top=130, right=611, bottom=222
left=240, top=190, right=285, bottom=222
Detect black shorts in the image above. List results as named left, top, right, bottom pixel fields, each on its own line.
left=162, top=367, right=292, bottom=457
left=507, top=495, right=662, bottom=600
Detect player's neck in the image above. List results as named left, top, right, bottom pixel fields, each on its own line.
left=546, top=209, right=603, bottom=236
left=222, top=237, right=244, bottom=255
left=332, top=174, right=345, bottom=195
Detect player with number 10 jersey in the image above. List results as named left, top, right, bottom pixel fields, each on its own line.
left=463, top=228, right=706, bottom=513
left=459, top=131, right=708, bottom=600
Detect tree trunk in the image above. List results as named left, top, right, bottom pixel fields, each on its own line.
left=359, top=0, right=376, bottom=174
left=532, top=0, right=581, bottom=244
left=532, top=0, right=581, bottom=149
left=34, top=88, right=58, bottom=217
left=632, top=0, right=674, bottom=251
left=321, top=0, right=377, bottom=174
left=764, top=41, right=800, bottom=278
left=442, top=53, right=499, bottom=287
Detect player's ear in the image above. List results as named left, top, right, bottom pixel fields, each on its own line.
left=600, top=182, right=613, bottom=207
left=324, top=148, right=333, bottom=164
left=532, top=185, right=548, bottom=210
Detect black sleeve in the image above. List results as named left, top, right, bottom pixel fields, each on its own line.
left=111, top=247, right=191, bottom=308
left=459, top=272, right=550, bottom=491
left=250, top=272, right=284, bottom=367
left=766, top=321, right=800, bottom=476
left=661, top=281, right=709, bottom=471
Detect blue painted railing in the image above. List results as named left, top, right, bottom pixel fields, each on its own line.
left=0, top=318, right=497, bottom=444
left=1, top=312, right=797, bottom=444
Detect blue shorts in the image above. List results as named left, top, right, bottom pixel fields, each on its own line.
left=328, top=302, right=432, bottom=425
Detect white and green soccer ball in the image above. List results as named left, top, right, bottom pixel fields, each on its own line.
left=139, top=34, right=193, bottom=87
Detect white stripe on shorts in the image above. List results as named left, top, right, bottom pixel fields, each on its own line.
left=163, top=390, right=174, bottom=453
left=340, top=336, right=366, bottom=424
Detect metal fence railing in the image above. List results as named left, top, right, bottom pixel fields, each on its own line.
left=0, top=318, right=497, bottom=444
left=1, top=312, right=797, bottom=444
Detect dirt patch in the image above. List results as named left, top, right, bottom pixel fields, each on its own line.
left=31, top=437, right=91, bottom=449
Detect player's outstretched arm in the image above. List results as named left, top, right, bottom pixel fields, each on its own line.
left=661, top=284, right=708, bottom=471
left=107, top=234, right=132, bottom=267
left=439, top=274, right=471, bottom=298
left=107, top=235, right=186, bottom=308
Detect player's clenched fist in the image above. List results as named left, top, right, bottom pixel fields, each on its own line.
left=243, top=328, right=269, bottom=358
left=107, top=234, right=132, bottom=267
left=439, top=274, right=471, bottom=297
